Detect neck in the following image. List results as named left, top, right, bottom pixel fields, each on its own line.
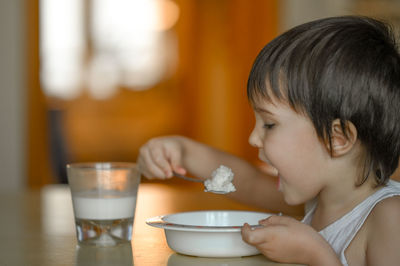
left=311, top=173, right=378, bottom=231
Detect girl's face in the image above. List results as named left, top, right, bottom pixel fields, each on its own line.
left=249, top=98, right=332, bottom=205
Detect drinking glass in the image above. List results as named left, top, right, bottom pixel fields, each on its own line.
left=67, top=162, right=141, bottom=246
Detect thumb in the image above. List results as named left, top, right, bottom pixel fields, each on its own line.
left=241, top=223, right=267, bottom=245
left=169, top=151, right=186, bottom=175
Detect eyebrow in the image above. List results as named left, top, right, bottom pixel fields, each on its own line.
left=253, top=107, right=274, bottom=115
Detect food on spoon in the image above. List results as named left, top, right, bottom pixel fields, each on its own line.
left=204, top=165, right=236, bottom=193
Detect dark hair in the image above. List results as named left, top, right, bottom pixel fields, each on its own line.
left=247, top=16, right=400, bottom=186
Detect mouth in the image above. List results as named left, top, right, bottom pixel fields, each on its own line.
left=258, top=151, right=271, bottom=165
left=258, top=152, right=281, bottom=191
left=258, top=151, right=278, bottom=176
left=277, top=175, right=282, bottom=191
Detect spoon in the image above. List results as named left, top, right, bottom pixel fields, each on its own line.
left=173, top=172, right=230, bottom=194
left=172, top=172, right=203, bottom=182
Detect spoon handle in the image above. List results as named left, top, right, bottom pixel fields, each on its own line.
left=173, top=172, right=203, bottom=183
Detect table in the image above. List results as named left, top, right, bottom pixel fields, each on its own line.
left=0, top=181, right=302, bottom=265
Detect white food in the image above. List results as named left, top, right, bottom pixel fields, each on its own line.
left=204, top=165, right=236, bottom=193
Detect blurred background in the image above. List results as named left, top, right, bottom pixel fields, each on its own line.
left=1, top=0, right=400, bottom=190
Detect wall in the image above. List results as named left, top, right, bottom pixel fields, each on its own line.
left=279, top=0, right=351, bottom=32
left=28, top=0, right=279, bottom=187
left=0, top=0, right=26, bottom=190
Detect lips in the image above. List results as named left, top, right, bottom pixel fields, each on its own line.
left=258, top=150, right=271, bottom=165
left=258, top=151, right=279, bottom=176
left=277, top=175, right=282, bottom=191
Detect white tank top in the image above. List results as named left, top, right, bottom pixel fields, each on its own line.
left=302, top=179, right=400, bottom=266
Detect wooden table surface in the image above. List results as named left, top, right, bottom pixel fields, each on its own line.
left=0, top=181, right=302, bottom=266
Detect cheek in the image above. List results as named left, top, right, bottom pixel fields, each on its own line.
left=287, top=128, right=325, bottom=160
left=278, top=143, right=328, bottom=203
left=265, top=130, right=327, bottom=180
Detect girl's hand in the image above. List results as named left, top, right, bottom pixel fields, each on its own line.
left=137, top=136, right=187, bottom=180
left=241, top=215, right=341, bottom=266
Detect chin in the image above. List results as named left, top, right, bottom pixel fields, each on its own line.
left=283, top=195, right=302, bottom=206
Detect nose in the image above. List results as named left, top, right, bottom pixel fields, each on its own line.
left=248, top=126, right=262, bottom=148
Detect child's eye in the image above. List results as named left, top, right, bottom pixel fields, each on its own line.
left=263, top=123, right=275, bottom=129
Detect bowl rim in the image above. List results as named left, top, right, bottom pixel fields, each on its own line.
left=146, top=210, right=271, bottom=232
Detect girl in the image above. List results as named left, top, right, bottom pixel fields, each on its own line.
left=138, top=16, right=400, bottom=265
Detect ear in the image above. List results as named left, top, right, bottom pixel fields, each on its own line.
left=327, top=119, right=357, bottom=157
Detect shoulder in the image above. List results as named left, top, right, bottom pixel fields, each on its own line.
left=371, top=195, right=400, bottom=216
left=368, top=179, right=400, bottom=220
left=365, top=195, right=400, bottom=265
left=367, top=195, right=400, bottom=232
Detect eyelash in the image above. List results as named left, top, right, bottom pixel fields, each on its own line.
left=263, top=123, right=275, bottom=130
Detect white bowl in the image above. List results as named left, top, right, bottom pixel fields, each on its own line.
left=146, top=210, right=271, bottom=257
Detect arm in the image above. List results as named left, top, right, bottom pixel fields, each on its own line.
left=137, top=135, right=303, bottom=215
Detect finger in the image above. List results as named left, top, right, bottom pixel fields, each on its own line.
left=141, top=147, right=169, bottom=179
left=259, top=215, right=295, bottom=226
left=137, top=157, right=162, bottom=180
left=258, top=214, right=274, bottom=225
left=241, top=223, right=269, bottom=245
left=136, top=156, right=150, bottom=178
left=149, top=146, right=173, bottom=178
left=165, top=147, right=186, bottom=175
left=137, top=149, right=154, bottom=178
left=173, top=165, right=187, bottom=175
